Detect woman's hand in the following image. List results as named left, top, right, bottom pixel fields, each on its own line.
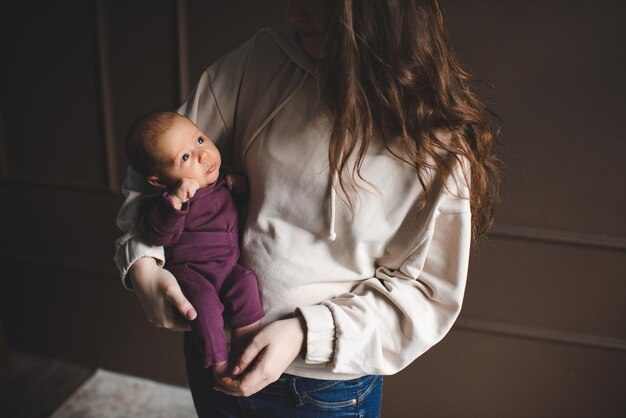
left=214, top=317, right=306, bottom=397
left=224, top=172, right=248, bottom=194
left=130, top=257, right=197, bottom=332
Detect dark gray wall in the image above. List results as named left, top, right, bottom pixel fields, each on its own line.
left=1, top=1, right=624, bottom=417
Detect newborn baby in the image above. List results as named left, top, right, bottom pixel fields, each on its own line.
left=125, top=111, right=264, bottom=378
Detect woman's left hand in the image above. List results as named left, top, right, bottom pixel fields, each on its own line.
left=214, top=317, right=306, bottom=397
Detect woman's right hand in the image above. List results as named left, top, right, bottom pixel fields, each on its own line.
left=129, top=257, right=197, bottom=332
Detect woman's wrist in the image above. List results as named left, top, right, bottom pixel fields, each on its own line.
left=294, top=315, right=307, bottom=359
left=129, top=256, right=159, bottom=289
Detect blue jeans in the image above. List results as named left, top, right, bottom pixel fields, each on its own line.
left=183, top=332, right=383, bottom=417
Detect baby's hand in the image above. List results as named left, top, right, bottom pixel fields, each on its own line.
left=225, top=173, right=248, bottom=194
left=169, top=178, right=199, bottom=209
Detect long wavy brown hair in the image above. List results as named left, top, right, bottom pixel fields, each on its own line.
left=319, top=0, right=502, bottom=241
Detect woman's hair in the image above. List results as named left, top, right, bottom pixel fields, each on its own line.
left=125, top=111, right=181, bottom=179
left=320, top=0, right=503, bottom=241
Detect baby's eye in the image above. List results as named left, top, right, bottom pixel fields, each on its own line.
left=181, top=153, right=190, bottom=162
left=197, top=137, right=204, bottom=145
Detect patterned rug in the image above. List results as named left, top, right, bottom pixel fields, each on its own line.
left=50, top=369, right=196, bottom=418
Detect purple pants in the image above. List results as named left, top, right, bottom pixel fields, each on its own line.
left=167, top=231, right=264, bottom=367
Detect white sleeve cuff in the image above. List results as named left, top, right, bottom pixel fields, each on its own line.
left=115, top=236, right=165, bottom=291
left=297, top=304, right=335, bottom=364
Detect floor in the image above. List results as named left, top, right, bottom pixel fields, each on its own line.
left=0, top=351, right=95, bottom=418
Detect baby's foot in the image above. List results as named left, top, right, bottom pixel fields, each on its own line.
left=212, top=361, right=229, bottom=380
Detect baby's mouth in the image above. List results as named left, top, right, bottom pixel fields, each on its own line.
left=206, top=162, right=217, bottom=174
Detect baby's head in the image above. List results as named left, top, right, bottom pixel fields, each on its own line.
left=125, top=111, right=221, bottom=189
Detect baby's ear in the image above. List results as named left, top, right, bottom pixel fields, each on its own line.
left=147, top=175, right=166, bottom=188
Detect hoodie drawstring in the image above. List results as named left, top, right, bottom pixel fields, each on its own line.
left=328, top=171, right=338, bottom=241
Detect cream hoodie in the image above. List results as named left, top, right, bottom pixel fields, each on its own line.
left=114, top=28, right=471, bottom=380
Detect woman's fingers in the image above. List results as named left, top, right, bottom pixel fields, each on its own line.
left=213, top=378, right=244, bottom=396
left=234, top=336, right=266, bottom=375
left=164, top=284, right=197, bottom=321
left=233, top=359, right=276, bottom=396
left=225, top=175, right=234, bottom=190
left=215, top=336, right=272, bottom=397
left=213, top=384, right=236, bottom=396
left=217, top=344, right=281, bottom=397
left=154, top=266, right=197, bottom=324
left=216, top=367, right=271, bottom=398
left=131, top=257, right=196, bottom=332
left=215, top=318, right=306, bottom=397
left=162, top=309, right=193, bottom=332
left=224, top=173, right=247, bottom=193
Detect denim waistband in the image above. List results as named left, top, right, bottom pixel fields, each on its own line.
left=259, top=373, right=378, bottom=406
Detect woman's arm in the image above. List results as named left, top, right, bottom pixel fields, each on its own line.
left=114, top=166, right=166, bottom=290
left=294, top=162, right=472, bottom=376
left=216, top=160, right=471, bottom=395
left=130, top=257, right=197, bottom=331
left=298, top=209, right=471, bottom=375
left=114, top=169, right=197, bottom=330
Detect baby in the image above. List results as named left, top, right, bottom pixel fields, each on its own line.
left=125, top=111, right=264, bottom=378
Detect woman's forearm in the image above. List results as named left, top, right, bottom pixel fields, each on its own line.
left=129, top=257, right=197, bottom=331
left=129, top=256, right=159, bottom=289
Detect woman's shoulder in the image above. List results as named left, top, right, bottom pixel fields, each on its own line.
left=204, top=27, right=315, bottom=89
left=248, top=27, right=316, bottom=76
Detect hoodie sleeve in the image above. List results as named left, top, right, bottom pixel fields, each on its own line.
left=298, top=162, right=472, bottom=375
left=113, top=38, right=255, bottom=290
left=113, top=167, right=166, bottom=290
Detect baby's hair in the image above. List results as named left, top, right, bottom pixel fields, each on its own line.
left=125, top=111, right=182, bottom=178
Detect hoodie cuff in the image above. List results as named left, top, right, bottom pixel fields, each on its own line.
left=297, top=305, right=335, bottom=364
left=117, top=237, right=165, bottom=291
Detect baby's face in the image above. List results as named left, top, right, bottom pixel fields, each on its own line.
left=154, top=117, right=221, bottom=188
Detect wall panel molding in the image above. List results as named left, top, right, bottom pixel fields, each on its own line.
left=95, top=0, right=119, bottom=192
left=455, top=317, right=626, bottom=352
left=0, top=94, right=7, bottom=179
left=489, top=223, right=626, bottom=251
left=2, top=1, right=114, bottom=193
left=176, top=0, right=190, bottom=104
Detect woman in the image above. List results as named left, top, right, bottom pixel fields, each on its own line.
left=114, top=0, right=501, bottom=416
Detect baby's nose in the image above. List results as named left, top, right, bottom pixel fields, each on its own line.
left=199, top=151, right=209, bottom=163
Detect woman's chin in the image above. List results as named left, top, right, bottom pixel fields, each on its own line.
left=298, top=38, right=324, bottom=59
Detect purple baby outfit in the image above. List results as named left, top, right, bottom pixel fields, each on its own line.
left=141, top=175, right=264, bottom=367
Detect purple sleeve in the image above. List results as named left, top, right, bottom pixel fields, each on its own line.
left=140, top=192, right=189, bottom=246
